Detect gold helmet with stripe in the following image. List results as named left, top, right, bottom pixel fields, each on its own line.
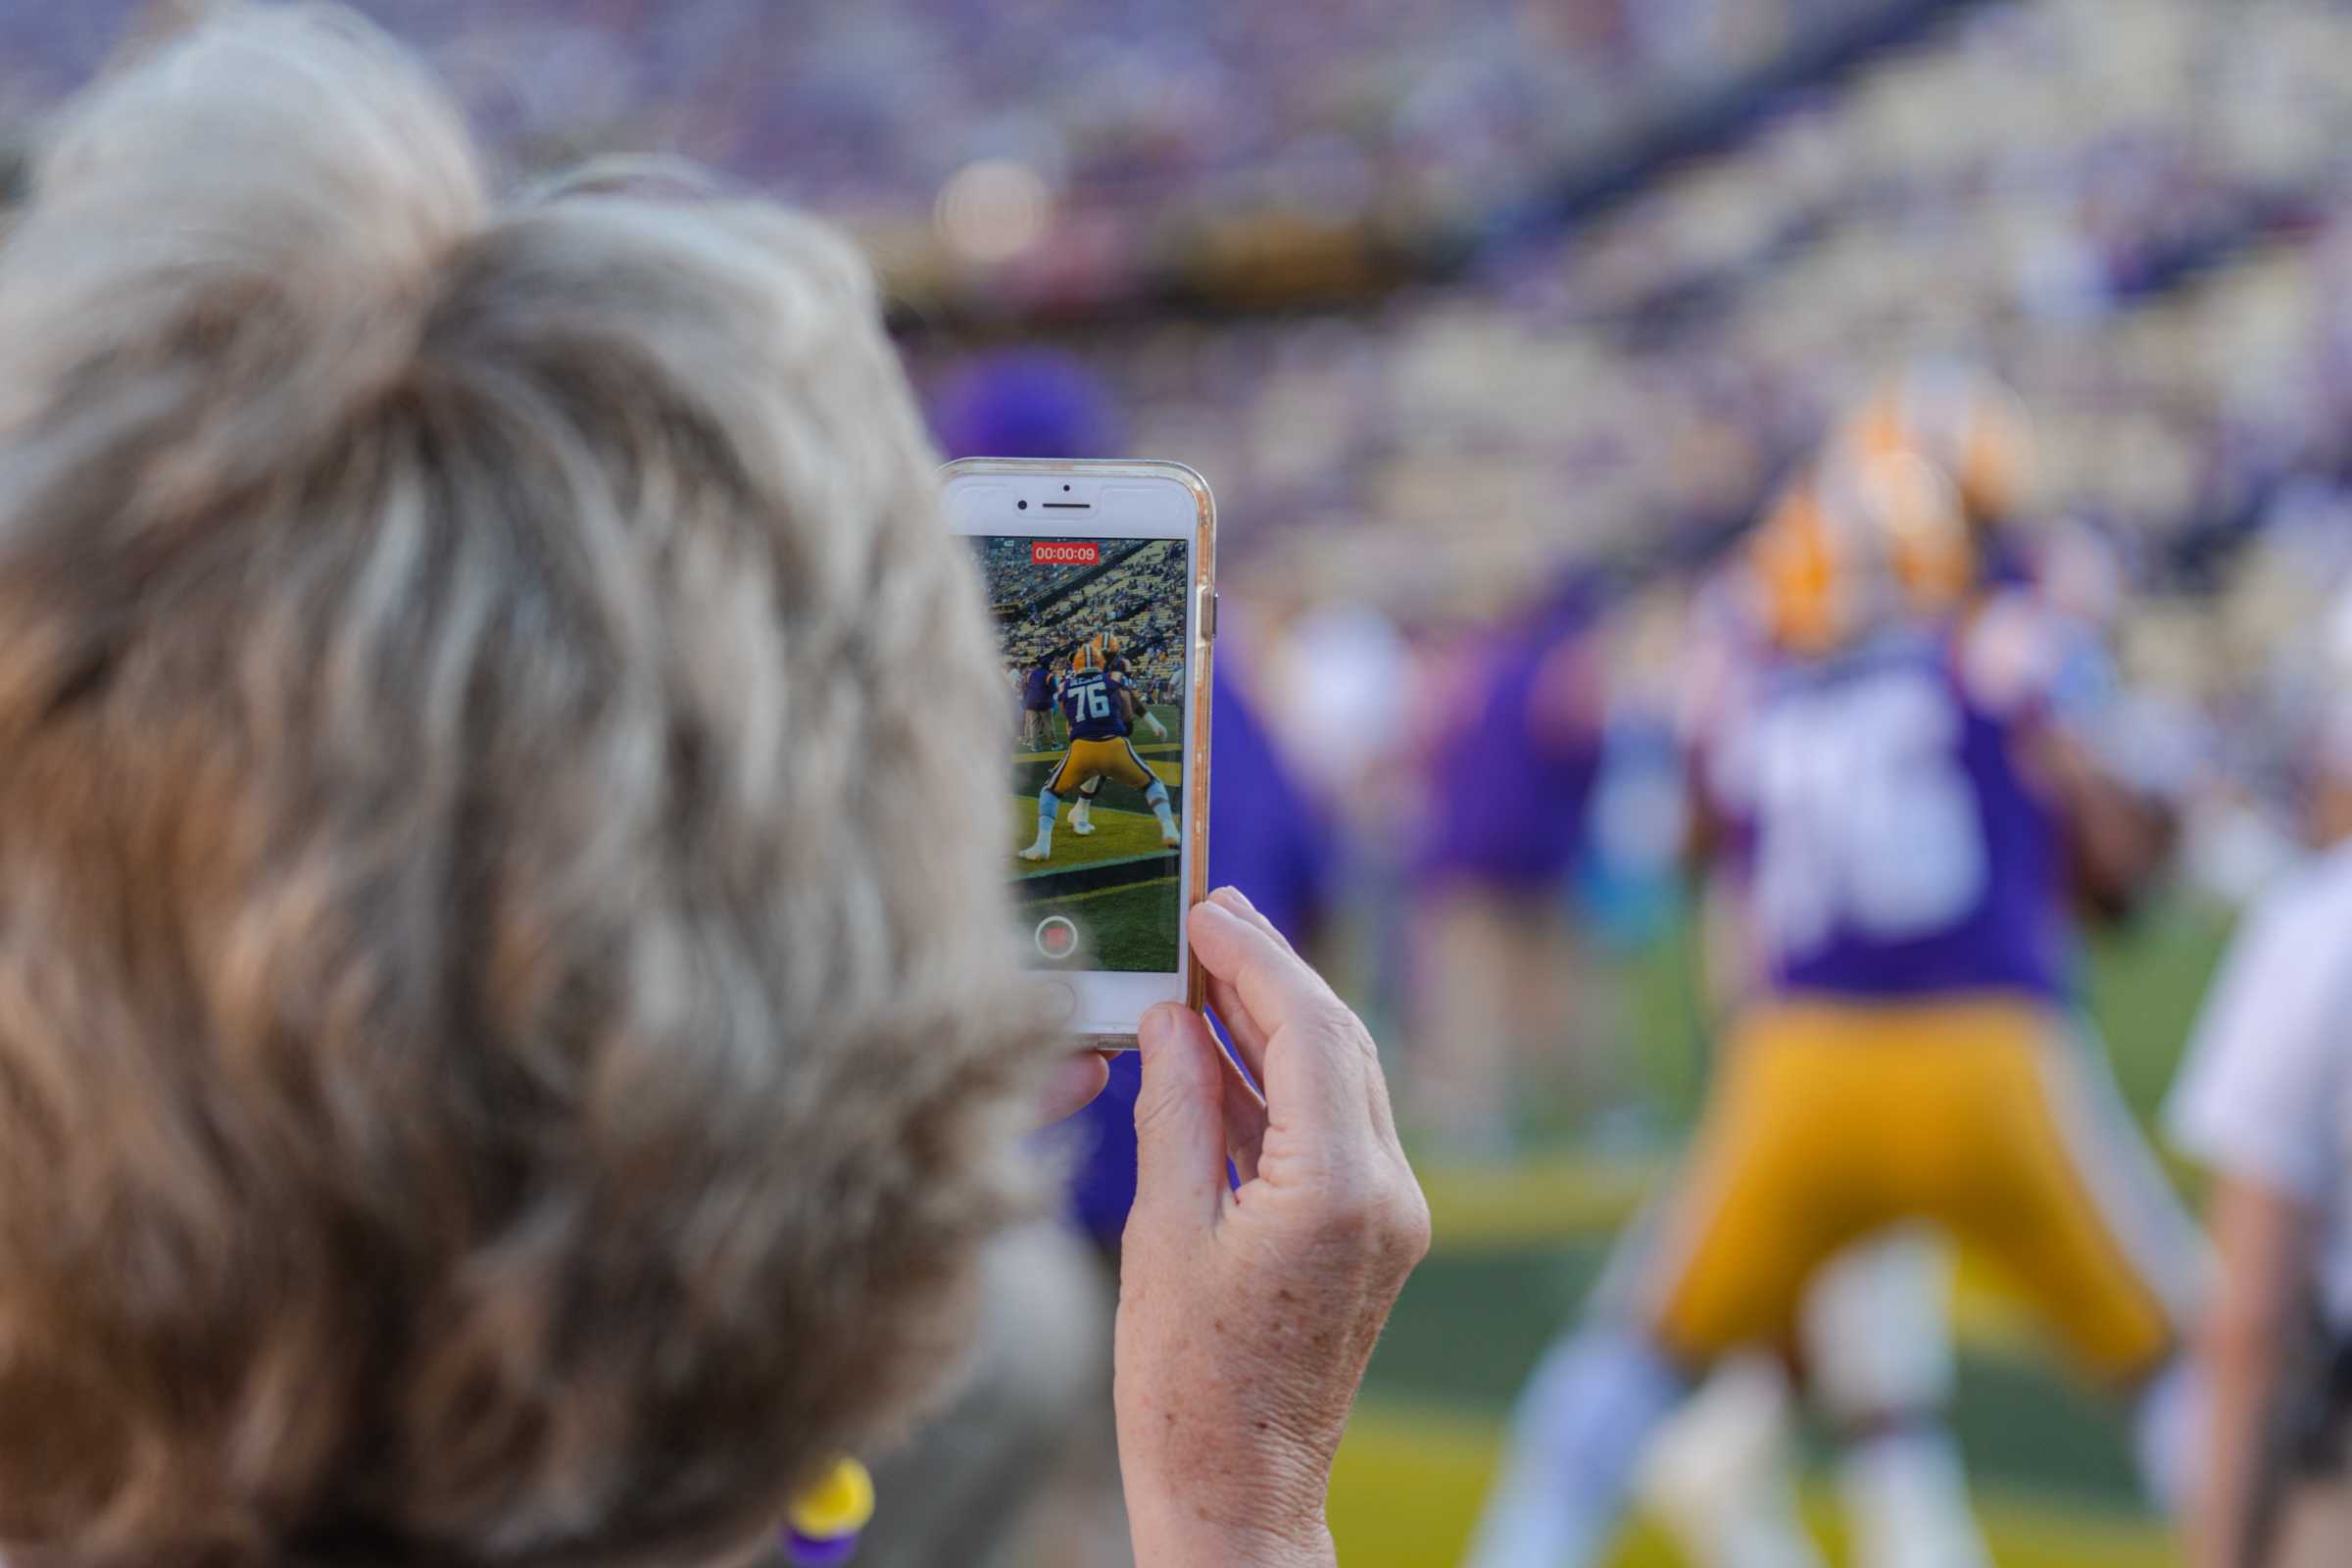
left=1751, top=452, right=1973, bottom=657
left=1072, top=633, right=1116, bottom=673
left=1833, top=359, right=2034, bottom=530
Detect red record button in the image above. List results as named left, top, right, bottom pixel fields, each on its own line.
left=1034, top=915, right=1080, bottom=961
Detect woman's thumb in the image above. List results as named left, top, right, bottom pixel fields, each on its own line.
left=1130, top=1004, right=1227, bottom=1225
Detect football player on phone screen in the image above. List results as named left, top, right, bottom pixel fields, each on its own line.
left=1021, top=633, right=1178, bottom=862
left=1067, top=647, right=1169, bottom=841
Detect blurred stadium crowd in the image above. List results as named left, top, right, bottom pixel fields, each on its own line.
left=20, top=2, right=2352, bottom=1566
left=18, top=2, right=2352, bottom=630
left=980, top=536, right=1132, bottom=613
left=986, top=540, right=1190, bottom=705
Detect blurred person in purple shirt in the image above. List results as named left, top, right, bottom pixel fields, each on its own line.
left=1408, top=575, right=1608, bottom=1157
left=1020, top=658, right=1055, bottom=749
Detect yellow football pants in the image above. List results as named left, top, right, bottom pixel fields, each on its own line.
left=1047, top=737, right=1157, bottom=797
left=1629, top=998, right=2199, bottom=1385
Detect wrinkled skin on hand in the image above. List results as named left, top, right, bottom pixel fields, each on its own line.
left=1113, top=888, right=1432, bottom=1568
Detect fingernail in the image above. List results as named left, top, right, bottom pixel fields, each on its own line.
left=1139, top=1004, right=1178, bottom=1051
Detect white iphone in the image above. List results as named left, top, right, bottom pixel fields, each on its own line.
left=942, top=458, right=1216, bottom=1045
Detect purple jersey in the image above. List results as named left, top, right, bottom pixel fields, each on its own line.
left=1418, top=585, right=1602, bottom=890
left=1705, top=626, right=2072, bottom=1001
left=1059, top=668, right=1132, bottom=741
left=1022, top=666, right=1054, bottom=710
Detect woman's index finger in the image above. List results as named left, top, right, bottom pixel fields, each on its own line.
left=1186, top=899, right=1367, bottom=1138
left=1207, top=885, right=1301, bottom=958
left=1188, top=898, right=1325, bottom=1025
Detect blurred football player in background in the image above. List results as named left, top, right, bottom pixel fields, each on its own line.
left=1466, top=431, right=2205, bottom=1568
left=1637, top=369, right=2066, bottom=1568
left=2167, top=585, right=2352, bottom=1568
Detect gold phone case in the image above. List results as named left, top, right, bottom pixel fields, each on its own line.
left=943, top=457, right=1215, bottom=1045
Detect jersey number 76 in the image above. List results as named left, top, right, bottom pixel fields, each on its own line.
left=1751, top=668, right=1989, bottom=959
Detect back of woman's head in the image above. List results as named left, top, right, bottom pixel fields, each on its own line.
left=0, top=8, right=1042, bottom=1566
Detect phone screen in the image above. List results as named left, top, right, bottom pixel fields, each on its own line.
left=972, top=534, right=1191, bottom=974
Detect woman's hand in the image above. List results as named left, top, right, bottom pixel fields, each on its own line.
left=1115, top=887, right=1431, bottom=1568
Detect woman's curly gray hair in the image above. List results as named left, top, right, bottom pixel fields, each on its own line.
left=0, top=7, right=1048, bottom=1567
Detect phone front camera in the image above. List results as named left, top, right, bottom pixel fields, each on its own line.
left=1017, top=499, right=1028, bottom=511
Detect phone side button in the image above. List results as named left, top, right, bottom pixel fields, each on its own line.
left=1200, top=586, right=1219, bottom=641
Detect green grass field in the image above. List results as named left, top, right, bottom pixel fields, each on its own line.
left=1326, top=895, right=2239, bottom=1567
left=1009, top=705, right=1185, bottom=972
left=1330, top=1403, right=2180, bottom=1568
